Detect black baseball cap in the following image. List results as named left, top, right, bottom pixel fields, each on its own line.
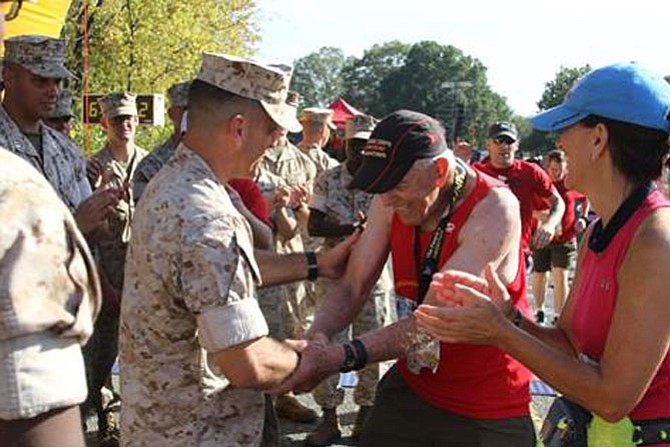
left=487, top=121, right=518, bottom=141
left=348, top=110, right=448, bottom=193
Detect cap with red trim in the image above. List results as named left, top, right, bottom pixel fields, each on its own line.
left=348, top=110, right=447, bottom=193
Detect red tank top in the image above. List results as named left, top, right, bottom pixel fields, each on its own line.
left=572, top=190, right=670, bottom=421
left=391, top=171, right=532, bottom=419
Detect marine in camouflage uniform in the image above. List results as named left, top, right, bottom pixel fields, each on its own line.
left=132, top=81, right=191, bottom=201
left=0, top=36, right=91, bottom=213
left=120, top=53, right=304, bottom=446
left=305, top=114, right=391, bottom=445
left=83, top=92, right=147, bottom=442
left=294, top=108, right=340, bottom=336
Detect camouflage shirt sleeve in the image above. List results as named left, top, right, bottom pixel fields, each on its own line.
left=179, top=216, right=269, bottom=353
left=310, top=168, right=331, bottom=213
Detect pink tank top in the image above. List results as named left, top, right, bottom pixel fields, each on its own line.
left=571, top=190, right=670, bottom=420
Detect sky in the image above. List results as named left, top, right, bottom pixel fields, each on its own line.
left=254, top=0, right=670, bottom=117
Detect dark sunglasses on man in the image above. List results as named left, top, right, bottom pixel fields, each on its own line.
left=493, top=135, right=516, bottom=145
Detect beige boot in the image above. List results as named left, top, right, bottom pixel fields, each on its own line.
left=305, top=408, right=341, bottom=446
left=351, top=405, right=372, bottom=441
left=275, top=394, right=318, bottom=423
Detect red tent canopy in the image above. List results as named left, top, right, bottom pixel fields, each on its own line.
left=328, top=98, right=363, bottom=127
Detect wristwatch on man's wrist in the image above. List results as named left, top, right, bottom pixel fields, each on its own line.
left=339, top=342, right=357, bottom=372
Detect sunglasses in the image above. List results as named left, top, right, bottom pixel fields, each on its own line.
left=493, top=136, right=516, bottom=145
left=3, top=0, right=24, bottom=21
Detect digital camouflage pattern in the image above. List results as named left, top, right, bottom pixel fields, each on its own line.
left=50, top=89, right=74, bottom=119
left=0, top=105, right=91, bottom=213
left=120, top=143, right=271, bottom=446
left=167, top=81, right=192, bottom=108
left=3, top=35, right=74, bottom=79
left=132, top=136, right=177, bottom=201
left=92, top=145, right=148, bottom=290
left=98, top=92, right=138, bottom=119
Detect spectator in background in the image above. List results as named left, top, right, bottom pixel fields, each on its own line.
left=475, top=122, right=565, bottom=257
left=531, top=149, right=588, bottom=324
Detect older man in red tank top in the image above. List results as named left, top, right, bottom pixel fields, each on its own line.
left=274, top=110, right=536, bottom=447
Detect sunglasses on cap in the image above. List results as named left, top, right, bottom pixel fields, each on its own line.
left=493, top=136, right=516, bottom=145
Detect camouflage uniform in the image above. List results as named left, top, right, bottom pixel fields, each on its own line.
left=0, top=149, right=101, bottom=420
left=310, top=162, right=391, bottom=409
left=119, top=52, right=299, bottom=445
left=132, top=136, right=176, bottom=201
left=83, top=93, right=147, bottom=436
left=257, top=143, right=318, bottom=337
left=0, top=105, right=90, bottom=213
left=92, top=144, right=148, bottom=289
left=120, top=143, right=272, bottom=446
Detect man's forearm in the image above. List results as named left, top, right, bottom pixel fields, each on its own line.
left=356, top=317, right=420, bottom=363
left=546, top=194, right=565, bottom=228
left=308, top=214, right=354, bottom=238
left=256, top=250, right=309, bottom=287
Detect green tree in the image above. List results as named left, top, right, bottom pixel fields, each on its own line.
left=340, top=41, right=411, bottom=117
left=290, top=47, right=353, bottom=108
left=377, top=41, right=513, bottom=146
left=62, top=0, right=259, bottom=152
left=521, top=65, right=591, bottom=155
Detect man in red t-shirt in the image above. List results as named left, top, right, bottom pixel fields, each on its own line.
left=274, top=110, right=536, bottom=446
left=531, top=150, right=588, bottom=324
left=475, top=122, right=565, bottom=256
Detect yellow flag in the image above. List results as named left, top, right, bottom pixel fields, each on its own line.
left=3, top=0, right=72, bottom=39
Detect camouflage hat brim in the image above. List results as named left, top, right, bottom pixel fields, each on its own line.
left=26, top=63, right=76, bottom=80
left=261, top=101, right=302, bottom=133
left=104, top=106, right=138, bottom=119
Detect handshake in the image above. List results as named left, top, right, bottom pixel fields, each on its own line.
left=271, top=333, right=368, bottom=395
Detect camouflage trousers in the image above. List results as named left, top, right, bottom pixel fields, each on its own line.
left=81, top=307, right=119, bottom=431
left=312, top=286, right=390, bottom=409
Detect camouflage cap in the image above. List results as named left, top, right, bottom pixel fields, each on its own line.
left=284, top=90, right=302, bottom=133
left=49, top=90, right=75, bottom=119
left=196, top=53, right=300, bottom=132
left=98, top=92, right=138, bottom=119
left=300, top=107, right=336, bottom=130
left=3, top=35, right=74, bottom=79
left=167, top=81, right=192, bottom=108
left=345, top=114, right=377, bottom=140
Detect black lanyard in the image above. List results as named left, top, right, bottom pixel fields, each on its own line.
left=414, top=161, right=468, bottom=304
left=588, top=181, right=654, bottom=253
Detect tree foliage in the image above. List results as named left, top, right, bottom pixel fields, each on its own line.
left=290, top=47, right=353, bottom=108
left=521, top=65, right=592, bottom=155
left=292, top=40, right=515, bottom=147
left=341, top=41, right=410, bottom=117
left=537, top=65, right=591, bottom=111
left=62, top=0, right=259, bottom=152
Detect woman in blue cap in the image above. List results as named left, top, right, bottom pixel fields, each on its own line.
left=414, top=62, right=670, bottom=446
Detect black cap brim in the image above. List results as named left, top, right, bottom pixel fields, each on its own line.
left=490, top=130, right=518, bottom=142
left=348, top=158, right=414, bottom=193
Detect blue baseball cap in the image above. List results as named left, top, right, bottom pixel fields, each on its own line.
left=531, top=63, right=670, bottom=133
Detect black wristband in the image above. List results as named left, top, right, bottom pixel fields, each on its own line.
left=340, top=342, right=356, bottom=373
left=350, top=339, right=368, bottom=370
left=305, top=251, right=318, bottom=281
